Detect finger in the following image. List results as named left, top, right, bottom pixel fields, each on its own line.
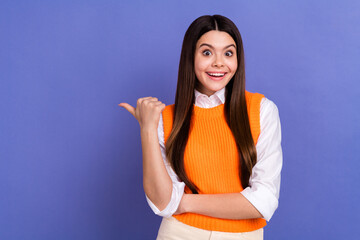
left=153, top=102, right=166, bottom=112
left=118, top=103, right=136, bottom=117
left=153, top=101, right=165, bottom=106
left=141, top=97, right=159, bottom=103
left=137, top=97, right=153, bottom=105
left=139, top=100, right=159, bottom=108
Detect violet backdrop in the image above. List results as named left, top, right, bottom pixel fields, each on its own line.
left=1, top=0, right=359, bottom=239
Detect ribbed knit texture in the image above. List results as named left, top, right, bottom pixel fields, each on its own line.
left=162, top=91, right=266, bottom=232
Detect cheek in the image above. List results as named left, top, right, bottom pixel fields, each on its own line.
left=227, top=59, right=238, bottom=73
left=194, top=57, right=209, bottom=76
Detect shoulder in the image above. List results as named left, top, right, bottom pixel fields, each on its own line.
left=245, top=90, right=265, bottom=102
left=158, top=104, right=175, bottom=147
left=163, top=104, right=175, bottom=113
left=162, top=104, right=175, bottom=120
left=245, top=90, right=279, bottom=113
left=259, top=97, right=281, bottom=133
left=161, top=104, right=175, bottom=138
left=260, top=97, right=280, bottom=117
left=245, top=91, right=281, bottom=133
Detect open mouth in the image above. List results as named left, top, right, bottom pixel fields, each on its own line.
left=206, top=72, right=227, bottom=80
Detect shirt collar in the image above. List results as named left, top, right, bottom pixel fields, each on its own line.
left=194, top=87, right=225, bottom=106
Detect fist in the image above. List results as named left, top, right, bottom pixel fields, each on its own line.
left=119, top=97, right=166, bottom=131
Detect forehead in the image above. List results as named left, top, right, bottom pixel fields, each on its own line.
left=196, top=30, right=236, bottom=48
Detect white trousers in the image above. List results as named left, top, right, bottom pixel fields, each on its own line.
left=156, top=216, right=264, bottom=240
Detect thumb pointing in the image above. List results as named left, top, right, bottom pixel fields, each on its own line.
left=118, top=103, right=136, bottom=118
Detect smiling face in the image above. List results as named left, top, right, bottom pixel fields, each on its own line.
left=194, top=30, right=238, bottom=97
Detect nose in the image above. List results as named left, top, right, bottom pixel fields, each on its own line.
left=212, top=54, right=224, bottom=67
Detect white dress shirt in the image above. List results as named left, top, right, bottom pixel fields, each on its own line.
left=145, top=87, right=283, bottom=222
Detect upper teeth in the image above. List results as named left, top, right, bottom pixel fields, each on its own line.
left=208, top=73, right=225, bottom=77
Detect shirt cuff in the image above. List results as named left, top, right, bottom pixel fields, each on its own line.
left=145, top=181, right=185, bottom=218
left=241, top=185, right=279, bottom=222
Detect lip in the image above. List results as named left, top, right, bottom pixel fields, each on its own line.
left=206, top=72, right=227, bottom=81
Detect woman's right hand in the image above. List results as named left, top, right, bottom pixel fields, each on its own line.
left=118, top=97, right=166, bottom=131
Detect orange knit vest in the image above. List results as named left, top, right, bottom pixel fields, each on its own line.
left=162, top=91, right=266, bottom=232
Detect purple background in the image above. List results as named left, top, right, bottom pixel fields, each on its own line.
left=1, top=0, right=359, bottom=239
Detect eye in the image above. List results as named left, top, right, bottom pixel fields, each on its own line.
left=225, top=51, right=233, bottom=57
left=202, top=50, right=212, bottom=56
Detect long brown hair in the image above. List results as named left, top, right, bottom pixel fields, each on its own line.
left=166, top=15, right=257, bottom=193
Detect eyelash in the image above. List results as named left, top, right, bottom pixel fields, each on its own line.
left=202, top=50, right=234, bottom=57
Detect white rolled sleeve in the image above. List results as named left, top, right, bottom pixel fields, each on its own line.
left=241, top=98, right=283, bottom=222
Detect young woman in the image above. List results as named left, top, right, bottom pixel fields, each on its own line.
left=119, top=15, right=282, bottom=240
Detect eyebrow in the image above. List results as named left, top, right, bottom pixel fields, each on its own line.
left=199, top=43, right=236, bottom=50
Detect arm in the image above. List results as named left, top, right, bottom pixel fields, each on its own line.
left=176, top=98, right=282, bottom=221
left=145, top=114, right=185, bottom=217
left=179, top=193, right=262, bottom=219
left=141, top=126, right=173, bottom=211
left=241, top=98, right=282, bottom=221
left=119, top=98, right=181, bottom=213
